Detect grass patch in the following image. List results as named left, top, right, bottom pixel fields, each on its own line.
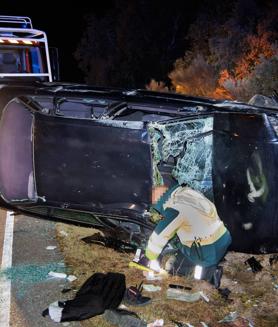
left=56, top=223, right=278, bottom=326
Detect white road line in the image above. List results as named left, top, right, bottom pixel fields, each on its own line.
left=0, top=211, right=14, bottom=327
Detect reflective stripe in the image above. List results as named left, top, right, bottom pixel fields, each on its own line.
left=146, top=232, right=166, bottom=259
left=145, top=248, right=158, bottom=260
left=147, top=240, right=163, bottom=256
left=183, top=223, right=227, bottom=247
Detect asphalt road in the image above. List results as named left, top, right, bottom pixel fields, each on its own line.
left=0, top=209, right=81, bottom=327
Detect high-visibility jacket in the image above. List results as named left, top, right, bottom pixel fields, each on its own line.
left=145, top=185, right=231, bottom=267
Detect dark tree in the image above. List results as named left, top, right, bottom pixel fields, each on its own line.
left=74, top=0, right=202, bottom=88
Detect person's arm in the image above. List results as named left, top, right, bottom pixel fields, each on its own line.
left=145, top=207, right=180, bottom=260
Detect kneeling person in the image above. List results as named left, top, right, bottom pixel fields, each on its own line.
left=136, top=184, right=232, bottom=288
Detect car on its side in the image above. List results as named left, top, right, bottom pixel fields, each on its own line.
left=0, top=82, right=278, bottom=254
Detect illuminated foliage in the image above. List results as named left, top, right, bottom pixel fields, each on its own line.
left=168, top=1, right=278, bottom=101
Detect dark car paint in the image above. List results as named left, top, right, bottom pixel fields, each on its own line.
left=0, top=82, right=278, bottom=253
left=34, top=113, right=152, bottom=213
left=213, top=113, right=278, bottom=253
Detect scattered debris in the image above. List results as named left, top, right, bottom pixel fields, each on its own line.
left=199, top=291, right=209, bottom=303
left=167, top=288, right=208, bottom=303
left=61, top=288, right=72, bottom=294
left=218, top=287, right=232, bottom=301
left=56, top=223, right=278, bottom=326
left=118, top=304, right=128, bottom=310
left=143, top=271, right=163, bottom=281
left=46, top=245, right=57, bottom=250
left=269, top=255, right=278, bottom=266
left=171, top=321, right=186, bottom=327
left=143, top=284, right=161, bottom=292
left=0, top=263, right=67, bottom=298
left=200, top=323, right=209, bottom=327
left=67, top=274, right=77, bottom=282
left=219, top=311, right=238, bottom=323
left=172, top=322, right=195, bottom=327
left=244, top=256, right=263, bottom=273
left=48, top=271, right=67, bottom=279
left=81, top=232, right=136, bottom=252
left=147, top=319, right=164, bottom=327
left=59, top=230, right=68, bottom=237
left=168, top=284, right=192, bottom=290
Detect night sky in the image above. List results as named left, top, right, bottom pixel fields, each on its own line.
left=0, top=0, right=276, bottom=92
left=0, top=0, right=205, bottom=83
left=0, top=0, right=117, bottom=82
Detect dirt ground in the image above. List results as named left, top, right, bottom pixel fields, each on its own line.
left=55, top=223, right=278, bottom=327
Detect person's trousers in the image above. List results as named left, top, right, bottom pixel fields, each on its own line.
left=169, top=230, right=232, bottom=281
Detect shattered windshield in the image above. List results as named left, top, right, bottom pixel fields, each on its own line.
left=148, top=117, right=213, bottom=198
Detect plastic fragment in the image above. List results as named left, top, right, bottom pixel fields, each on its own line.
left=67, top=275, right=77, bottom=282
left=200, top=323, right=209, bottom=327
left=48, top=271, right=67, bottom=279
left=199, top=291, right=209, bottom=302
left=147, top=319, right=164, bottom=327
left=144, top=271, right=163, bottom=281
left=118, top=304, right=128, bottom=310
left=143, top=284, right=161, bottom=292
left=46, top=246, right=57, bottom=250
left=169, top=284, right=192, bottom=291
left=219, top=311, right=238, bottom=323
left=167, top=288, right=201, bottom=302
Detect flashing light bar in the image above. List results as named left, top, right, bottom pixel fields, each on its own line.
left=0, top=38, right=37, bottom=45
left=8, top=39, right=19, bottom=44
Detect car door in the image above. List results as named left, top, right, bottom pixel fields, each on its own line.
left=33, top=113, right=152, bottom=217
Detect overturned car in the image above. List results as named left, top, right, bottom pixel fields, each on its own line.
left=0, top=83, right=278, bottom=253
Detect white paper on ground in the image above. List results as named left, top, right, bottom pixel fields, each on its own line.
left=46, top=246, right=57, bottom=250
